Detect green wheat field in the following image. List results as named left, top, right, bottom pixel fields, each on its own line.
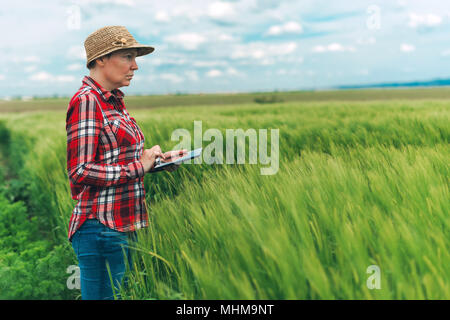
left=0, top=88, right=448, bottom=299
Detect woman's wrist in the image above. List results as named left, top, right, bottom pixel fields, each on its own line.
left=140, top=159, right=152, bottom=173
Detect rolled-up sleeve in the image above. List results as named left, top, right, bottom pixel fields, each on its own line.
left=66, top=94, right=145, bottom=187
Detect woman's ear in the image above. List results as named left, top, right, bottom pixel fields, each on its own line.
left=96, top=55, right=110, bottom=67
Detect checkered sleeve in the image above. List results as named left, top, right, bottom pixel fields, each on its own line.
left=66, top=94, right=145, bottom=187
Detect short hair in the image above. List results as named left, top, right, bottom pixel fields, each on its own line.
left=87, top=52, right=113, bottom=70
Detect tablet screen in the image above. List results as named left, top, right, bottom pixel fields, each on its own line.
left=154, top=148, right=202, bottom=170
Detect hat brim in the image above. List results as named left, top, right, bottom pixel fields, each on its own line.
left=86, top=44, right=155, bottom=68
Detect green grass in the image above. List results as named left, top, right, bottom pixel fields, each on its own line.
left=126, top=144, right=448, bottom=299
left=0, top=94, right=448, bottom=299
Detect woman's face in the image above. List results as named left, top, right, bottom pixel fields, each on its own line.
left=101, top=48, right=139, bottom=89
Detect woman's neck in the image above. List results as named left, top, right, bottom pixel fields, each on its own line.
left=89, top=72, right=115, bottom=91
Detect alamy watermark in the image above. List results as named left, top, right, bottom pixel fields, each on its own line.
left=170, top=121, right=280, bottom=175
left=367, top=5, right=381, bottom=30
left=67, top=265, right=80, bottom=290
left=366, top=265, right=381, bottom=290
left=67, top=4, right=81, bottom=30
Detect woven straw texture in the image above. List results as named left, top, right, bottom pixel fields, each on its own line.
left=84, top=26, right=154, bottom=67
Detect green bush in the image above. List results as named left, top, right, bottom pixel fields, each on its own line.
left=253, top=95, right=284, bottom=104
left=0, top=194, right=77, bottom=299
left=0, top=120, right=10, bottom=145
left=0, top=123, right=77, bottom=299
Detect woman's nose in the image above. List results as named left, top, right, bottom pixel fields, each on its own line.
left=131, top=58, right=138, bottom=70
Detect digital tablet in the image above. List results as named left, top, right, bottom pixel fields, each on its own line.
left=152, top=148, right=202, bottom=172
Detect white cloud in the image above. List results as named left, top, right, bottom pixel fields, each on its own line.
left=23, top=56, right=40, bottom=63
left=266, top=21, right=303, bottom=36
left=29, top=72, right=52, bottom=82
left=203, top=67, right=244, bottom=78
left=408, top=13, right=442, bottom=28
left=12, top=56, right=40, bottom=63
left=312, top=45, right=326, bottom=53
left=56, top=75, right=76, bottom=82
left=159, top=73, right=184, bottom=83
left=206, top=69, right=222, bottom=77
left=282, top=56, right=304, bottom=64
left=231, top=41, right=297, bottom=60
left=400, top=43, right=415, bottom=53
left=170, top=5, right=204, bottom=23
left=145, top=57, right=187, bottom=66
left=164, top=33, right=207, bottom=50
left=24, top=65, right=37, bottom=73
left=208, top=2, right=235, bottom=19
left=358, top=69, right=369, bottom=76
left=269, top=42, right=298, bottom=55
left=67, top=63, right=83, bottom=71
left=29, top=72, right=75, bottom=83
left=441, top=49, right=450, bottom=56
left=313, top=43, right=356, bottom=53
left=185, top=70, right=199, bottom=81
left=217, top=33, right=236, bottom=42
left=260, top=58, right=275, bottom=65
left=76, top=0, right=135, bottom=6
left=115, top=0, right=134, bottom=5
left=226, top=67, right=244, bottom=77
left=276, top=68, right=300, bottom=76
left=155, top=10, right=170, bottom=22
left=67, top=46, right=86, bottom=60
left=267, top=26, right=282, bottom=36
left=357, top=37, right=376, bottom=45
left=0, top=74, right=5, bottom=81
left=193, top=60, right=228, bottom=67
left=233, top=48, right=264, bottom=60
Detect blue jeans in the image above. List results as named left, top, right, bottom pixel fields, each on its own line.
left=71, top=219, right=136, bottom=300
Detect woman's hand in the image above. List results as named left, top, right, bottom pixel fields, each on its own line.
left=161, top=149, right=188, bottom=172
left=140, top=145, right=166, bottom=173
left=162, top=149, right=188, bottom=161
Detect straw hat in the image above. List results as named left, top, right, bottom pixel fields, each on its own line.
left=84, top=26, right=155, bottom=68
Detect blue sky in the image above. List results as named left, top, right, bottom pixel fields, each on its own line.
left=2, top=0, right=450, bottom=98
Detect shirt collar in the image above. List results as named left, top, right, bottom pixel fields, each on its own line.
left=82, top=76, right=125, bottom=103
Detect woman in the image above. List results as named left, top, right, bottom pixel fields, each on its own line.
left=66, top=26, right=186, bottom=300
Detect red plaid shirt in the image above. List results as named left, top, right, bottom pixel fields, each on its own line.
left=66, top=76, right=148, bottom=241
